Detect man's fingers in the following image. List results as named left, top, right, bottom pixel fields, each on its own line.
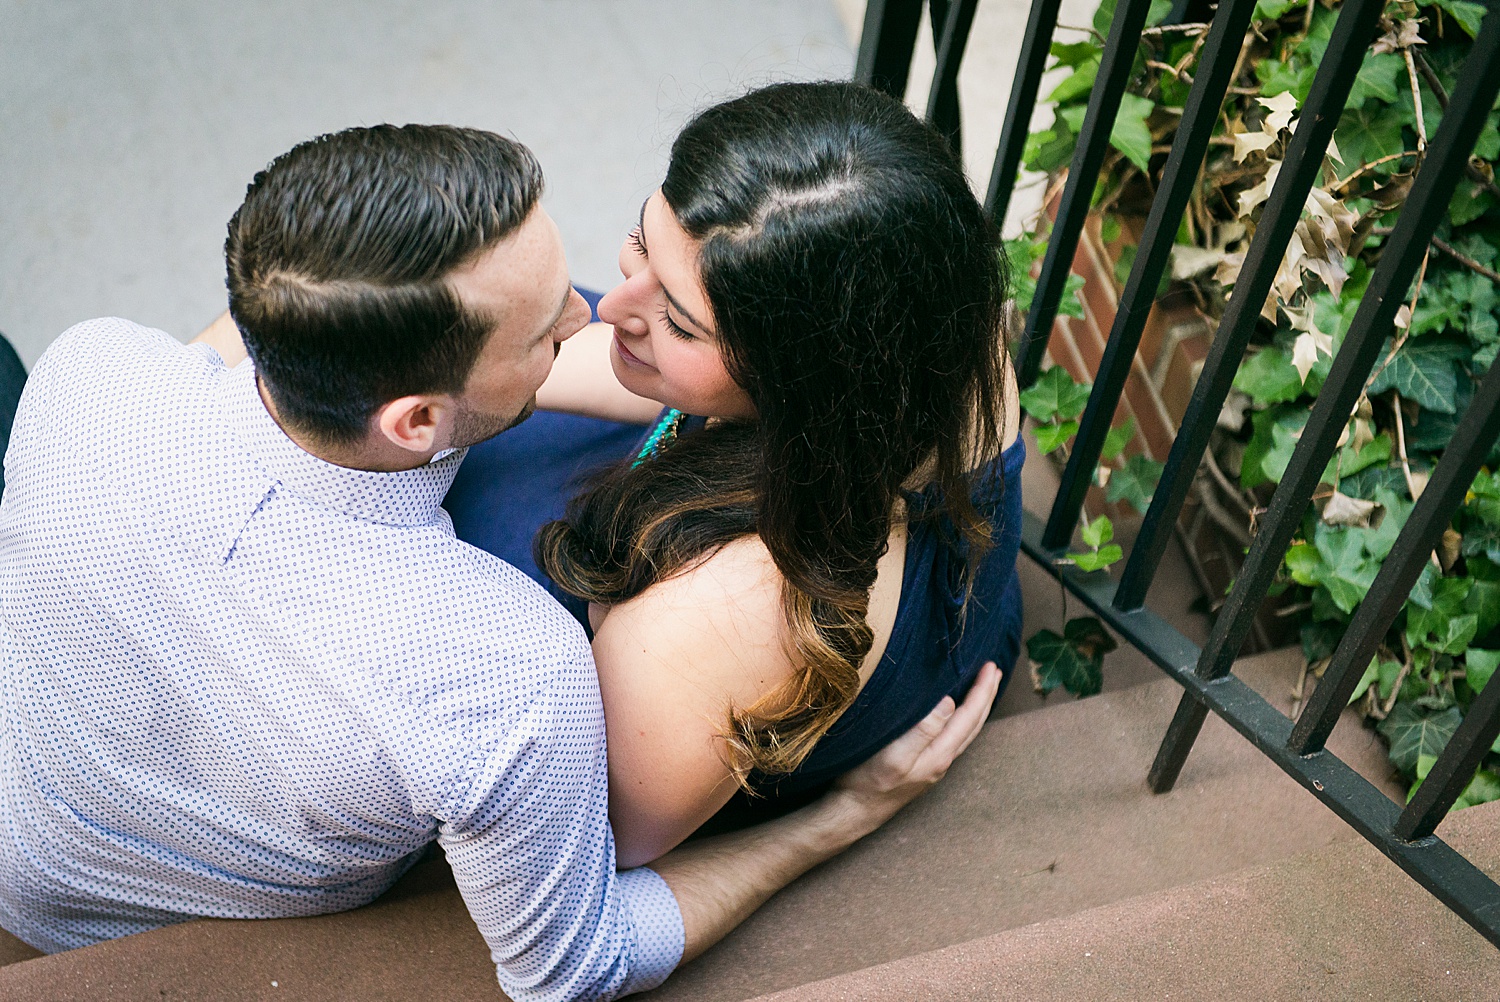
left=926, top=663, right=1001, bottom=765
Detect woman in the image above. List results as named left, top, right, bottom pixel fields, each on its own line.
left=451, top=81, right=1022, bottom=867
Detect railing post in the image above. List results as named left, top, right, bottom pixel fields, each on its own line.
left=854, top=0, right=925, bottom=99
left=924, top=0, right=979, bottom=152
left=984, top=0, right=1063, bottom=227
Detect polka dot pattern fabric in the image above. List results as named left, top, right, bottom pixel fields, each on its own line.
left=0, top=319, right=683, bottom=1000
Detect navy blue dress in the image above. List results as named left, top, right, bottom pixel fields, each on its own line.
left=443, top=415, right=1024, bottom=831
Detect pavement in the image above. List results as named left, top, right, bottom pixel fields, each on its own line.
left=0, top=0, right=853, bottom=366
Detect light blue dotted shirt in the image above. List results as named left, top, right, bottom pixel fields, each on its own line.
left=0, top=319, right=684, bottom=1000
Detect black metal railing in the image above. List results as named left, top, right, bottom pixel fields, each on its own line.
left=857, top=0, right=1500, bottom=947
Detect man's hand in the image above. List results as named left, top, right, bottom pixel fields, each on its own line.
left=824, top=660, right=1002, bottom=841
left=647, top=661, right=1002, bottom=967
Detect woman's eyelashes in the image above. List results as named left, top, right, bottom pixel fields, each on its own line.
left=659, top=307, right=695, bottom=341
left=627, top=226, right=647, bottom=256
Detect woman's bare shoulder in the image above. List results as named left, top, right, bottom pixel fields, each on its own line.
left=589, top=535, right=794, bottom=866
left=598, top=535, right=794, bottom=702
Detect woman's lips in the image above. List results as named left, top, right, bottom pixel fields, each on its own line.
left=613, top=331, right=656, bottom=370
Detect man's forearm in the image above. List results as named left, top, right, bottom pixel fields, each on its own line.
left=646, top=790, right=876, bottom=965
left=640, top=662, right=1002, bottom=970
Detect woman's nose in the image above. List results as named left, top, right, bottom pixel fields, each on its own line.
left=596, top=277, right=650, bottom=337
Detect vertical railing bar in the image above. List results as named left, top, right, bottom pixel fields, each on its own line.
left=1113, top=0, right=1387, bottom=612
left=1013, top=0, right=1156, bottom=388
left=925, top=0, right=979, bottom=151
left=1291, top=358, right=1500, bottom=756
left=854, top=0, right=926, bottom=98
left=1188, top=4, right=1500, bottom=682
left=1146, top=691, right=1212, bottom=792
left=1398, top=670, right=1500, bottom=841
left=1145, top=2, right=1500, bottom=792
left=924, top=0, right=977, bottom=151
left=984, top=0, right=1065, bottom=228
left=1040, top=0, right=1259, bottom=553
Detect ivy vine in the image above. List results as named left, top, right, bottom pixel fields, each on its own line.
left=1015, top=0, right=1500, bottom=807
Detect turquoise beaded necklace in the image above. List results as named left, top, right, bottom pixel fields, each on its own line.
left=631, top=408, right=686, bottom=467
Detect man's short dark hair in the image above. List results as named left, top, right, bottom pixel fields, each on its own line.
left=225, top=124, right=544, bottom=445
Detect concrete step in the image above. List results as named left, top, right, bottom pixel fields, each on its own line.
left=745, top=799, right=1500, bottom=1002
left=0, top=648, right=1403, bottom=1000
left=642, top=648, right=1398, bottom=1001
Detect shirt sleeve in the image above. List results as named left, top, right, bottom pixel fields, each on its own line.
left=436, top=655, right=685, bottom=1002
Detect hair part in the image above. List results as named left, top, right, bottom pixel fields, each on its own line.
left=539, top=82, right=1010, bottom=785
left=225, top=124, right=542, bottom=445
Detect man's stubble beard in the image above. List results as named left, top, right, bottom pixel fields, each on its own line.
left=448, top=396, right=535, bottom=450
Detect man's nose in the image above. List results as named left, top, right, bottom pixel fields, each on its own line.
left=555, top=288, right=591, bottom=343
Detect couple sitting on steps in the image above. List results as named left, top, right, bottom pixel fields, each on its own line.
left=0, top=81, right=1023, bottom=1000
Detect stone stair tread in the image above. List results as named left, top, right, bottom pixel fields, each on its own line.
left=0, top=648, right=1400, bottom=1001
left=743, top=799, right=1500, bottom=1002
left=644, top=647, right=1398, bottom=1001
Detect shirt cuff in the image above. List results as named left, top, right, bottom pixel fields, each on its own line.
left=616, top=866, right=685, bottom=995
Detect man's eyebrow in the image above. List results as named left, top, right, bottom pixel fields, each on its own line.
left=640, top=198, right=712, bottom=336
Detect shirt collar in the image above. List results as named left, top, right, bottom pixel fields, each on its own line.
left=218, top=362, right=465, bottom=527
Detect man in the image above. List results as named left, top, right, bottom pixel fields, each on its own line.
left=0, top=125, right=998, bottom=1000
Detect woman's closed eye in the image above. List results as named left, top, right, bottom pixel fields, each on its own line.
left=627, top=226, right=647, bottom=257
left=659, top=307, right=695, bottom=341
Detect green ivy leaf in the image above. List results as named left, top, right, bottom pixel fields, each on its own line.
left=1100, top=417, right=1135, bottom=462
left=1234, top=346, right=1306, bottom=404
left=1080, top=514, right=1113, bottom=550
left=1019, top=366, right=1092, bottom=423
left=1466, top=649, right=1500, bottom=694
left=1466, top=580, right=1500, bottom=639
left=1335, top=103, right=1406, bottom=175
left=1378, top=703, right=1463, bottom=777
left=1366, top=337, right=1466, bottom=414
left=1254, top=0, right=1306, bottom=19
left=1448, top=177, right=1497, bottom=227
left=1257, top=59, right=1316, bottom=102
left=1337, top=433, right=1392, bottom=481
left=1241, top=406, right=1289, bottom=490
left=1463, top=523, right=1500, bottom=565
left=1346, top=52, right=1405, bottom=108
left=1024, top=123, right=1077, bottom=175
left=1110, top=93, right=1157, bottom=172
left=1433, top=0, right=1489, bottom=37
left=1454, top=769, right=1500, bottom=811
left=1050, top=40, right=1100, bottom=68
left=1048, top=58, right=1099, bottom=105
left=1070, top=544, right=1124, bottom=573
left=1437, top=614, right=1480, bottom=656
left=1058, top=273, right=1088, bottom=320
left=1313, top=525, right=1379, bottom=613
left=1285, top=542, right=1324, bottom=586
left=1034, top=420, right=1079, bottom=455
left=1262, top=410, right=1308, bottom=485
left=1356, top=487, right=1414, bottom=562
left=1027, top=616, right=1116, bottom=698
left=1106, top=454, right=1165, bottom=514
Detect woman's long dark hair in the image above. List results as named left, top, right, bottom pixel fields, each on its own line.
left=538, top=81, right=1010, bottom=783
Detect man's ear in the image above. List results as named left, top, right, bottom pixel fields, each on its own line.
left=374, top=394, right=454, bottom=454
